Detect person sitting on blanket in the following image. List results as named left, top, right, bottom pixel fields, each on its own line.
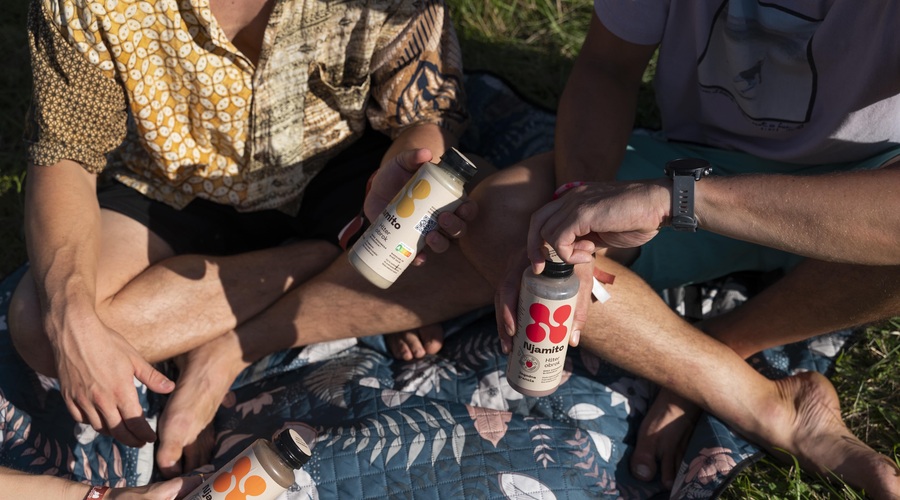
left=489, top=2, right=900, bottom=498
left=11, top=1, right=900, bottom=499
left=9, top=0, right=486, bottom=479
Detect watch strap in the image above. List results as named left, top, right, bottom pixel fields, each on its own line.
left=671, top=173, right=699, bottom=232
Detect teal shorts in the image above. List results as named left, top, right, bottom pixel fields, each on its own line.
left=620, top=132, right=900, bottom=291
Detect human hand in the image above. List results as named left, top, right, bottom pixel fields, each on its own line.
left=527, top=180, right=668, bottom=274
left=104, top=474, right=204, bottom=499
left=51, top=314, right=174, bottom=447
left=364, top=148, right=476, bottom=264
left=495, top=250, right=592, bottom=354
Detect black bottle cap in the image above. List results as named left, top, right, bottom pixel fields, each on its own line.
left=439, top=147, right=478, bottom=181
left=541, top=260, right=574, bottom=278
left=274, top=428, right=312, bottom=469
left=539, top=243, right=573, bottom=278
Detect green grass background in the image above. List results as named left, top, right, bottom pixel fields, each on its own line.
left=0, top=0, right=897, bottom=497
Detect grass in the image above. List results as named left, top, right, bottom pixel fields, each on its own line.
left=0, top=0, right=30, bottom=279
left=0, top=0, right=897, bottom=497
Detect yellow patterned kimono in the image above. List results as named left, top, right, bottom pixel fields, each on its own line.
left=26, top=0, right=467, bottom=213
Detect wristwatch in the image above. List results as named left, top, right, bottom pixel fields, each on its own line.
left=664, top=158, right=712, bottom=232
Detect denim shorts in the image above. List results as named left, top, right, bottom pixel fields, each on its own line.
left=620, top=132, right=900, bottom=291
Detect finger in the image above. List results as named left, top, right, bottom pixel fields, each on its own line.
left=569, top=263, right=594, bottom=347
left=423, top=231, right=450, bottom=255
left=453, top=199, right=478, bottom=222
left=64, top=397, right=88, bottom=425
left=437, top=211, right=466, bottom=240
left=119, top=390, right=157, bottom=445
left=174, top=474, right=205, bottom=497
left=538, top=202, right=580, bottom=263
left=388, top=148, right=433, bottom=174
left=74, top=395, right=110, bottom=437
left=134, top=358, right=175, bottom=395
left=570, top=240, right=598, bottom=264
left=495, top=269, right=522, bottom=354
left=494, top=289, right=516, bottom=355
left=526, top=207, right=553, bottom=273
left=96, top=397, right=148, bottom=448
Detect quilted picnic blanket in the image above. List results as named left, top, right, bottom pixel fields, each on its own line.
left=0, top=72, right=854, bottom=499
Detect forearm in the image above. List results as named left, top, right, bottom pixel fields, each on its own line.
left=555, top=60, right=640, bottom=185
left=554, top=14, right=655, bottom=185
left=695, top=166, right=900, bottom=264
left=1, top=466, right=91, bottom=499
left=25, top=160, right=102, bottom=334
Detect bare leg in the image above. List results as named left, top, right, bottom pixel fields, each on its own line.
left=10, top=209, right=343, bottom=474
left=10, top=211, right=344, bottom=373
left=631, top=261, right=900, bottom=490
left=459, top=153, right=900, bottom=497
left=153, top=232, right=495, bottom=475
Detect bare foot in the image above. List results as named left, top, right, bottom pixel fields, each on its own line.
left=630, top=387, right=701, bottom=488
left=385, top=323, right=444, bottom=361
left=156, top=333, right=248, bottom=477
left=761, top=371, right=900, bottom=499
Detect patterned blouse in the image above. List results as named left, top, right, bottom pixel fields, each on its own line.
left=25, top=0, right=467, bottom=212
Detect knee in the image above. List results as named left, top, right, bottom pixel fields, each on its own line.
left=8, top=273, right=56, bottom=376
left=468, top=152, right=556, bottom=238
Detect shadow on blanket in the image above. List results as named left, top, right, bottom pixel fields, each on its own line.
left=0, top=73, right=854, bottom=499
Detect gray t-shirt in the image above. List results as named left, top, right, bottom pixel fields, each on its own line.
left=595, top=0, right=900, bottom=165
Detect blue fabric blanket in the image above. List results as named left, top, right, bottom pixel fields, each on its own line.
left=0, top=73, right=853, bottom=499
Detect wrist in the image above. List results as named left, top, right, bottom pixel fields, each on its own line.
left=652, top=178, right=674, bottom=229
left=43, top=303, right=99, bottom=339
left=663, top=158, right=712, bottom=232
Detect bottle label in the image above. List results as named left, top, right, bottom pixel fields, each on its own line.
left=351, top=165, right=463, bottom=285
left=185, top=448, right=284, bottom=500
left=507, top=290, right=577, bottom=393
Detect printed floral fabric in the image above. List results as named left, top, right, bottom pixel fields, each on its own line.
left=26, top=0, right=466, bottom=212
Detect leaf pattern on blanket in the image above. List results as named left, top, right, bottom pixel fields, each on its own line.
left=498, top=472, right=557, bottom=499
left=466, top=405, right=511, bottom=447
left=304, top=350, right=381, bottom=408
left=395, top=358, right=457, bottom=396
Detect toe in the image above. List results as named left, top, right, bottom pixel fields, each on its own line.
left=630, top=437, right=659, bottom=482
left=183, top=423, right=217, bottom=472
left=386, top=332, right=414, bottom=361
left=418, top=324, right=444, bottom=355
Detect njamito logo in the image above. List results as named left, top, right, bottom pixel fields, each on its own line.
left=525, top=303, right=571, bottom=344
left=213, top=456, right=267, bottom=499
left=396, top=179, right=431, bottom=218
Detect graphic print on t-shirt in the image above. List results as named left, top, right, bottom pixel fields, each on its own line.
left=697, top=0, right=823, bottom=132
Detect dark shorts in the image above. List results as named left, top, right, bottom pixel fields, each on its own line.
left=98, top=128, right=392, bottom=256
